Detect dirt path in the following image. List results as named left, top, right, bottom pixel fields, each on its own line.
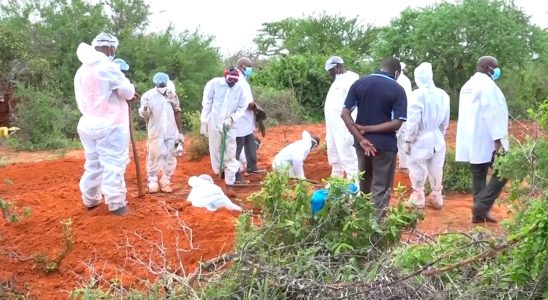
left=0, top=121, right=534, bottom=299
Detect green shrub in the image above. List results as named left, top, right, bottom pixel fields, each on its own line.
left=443, top=149, right=472, bottom=193
left=252, top=86, right=304, bottom=126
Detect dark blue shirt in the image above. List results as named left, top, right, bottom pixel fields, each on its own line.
left=344, top=71, right=407, bottom=152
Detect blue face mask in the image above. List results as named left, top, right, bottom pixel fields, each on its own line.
left=244, top=67, right=253, bottom=78
left=490, top=67, right=501, bottom=81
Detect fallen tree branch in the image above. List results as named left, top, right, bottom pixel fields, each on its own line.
left=186, top=252, right=238, bottom=283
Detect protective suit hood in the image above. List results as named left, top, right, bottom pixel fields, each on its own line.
left=414, top=62, right=435, bottom=89
left=76, top=42, right=106, bottom=65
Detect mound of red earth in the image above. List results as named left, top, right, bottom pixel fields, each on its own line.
left=1, top=121, right=537, bottom=299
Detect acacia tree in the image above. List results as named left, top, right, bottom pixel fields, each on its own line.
left=375, top=0, right=543, bottom=101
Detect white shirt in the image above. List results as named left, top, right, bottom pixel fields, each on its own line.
left=455, top=72, right=509, bottom=164
left=233, top=74, right=255, bottom=137
left=138, top=88, right=181, bottom=140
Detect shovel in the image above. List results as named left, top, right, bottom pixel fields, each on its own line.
left=218, top=126, right=228, bottom=180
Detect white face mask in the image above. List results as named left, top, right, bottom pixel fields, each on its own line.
left=157, top=87, right=167, bottom=94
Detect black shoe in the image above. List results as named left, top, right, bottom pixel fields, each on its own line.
left=86, top=204, right=100, bottom=211
left=472, top=214, right=497, bottom=224
left=246, top=169, right=267, bottom=174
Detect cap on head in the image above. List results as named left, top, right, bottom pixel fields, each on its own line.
left=153, top=72, right=170, bottom=86
left=113, top=58, right=129, bottom=72
left=91, top=32, right=119, bottom=49
left=224, top=66, right=240, bottom=83
left=477, top=56, right=498, bottom=68
left=325, top=56, right=344, bottom=71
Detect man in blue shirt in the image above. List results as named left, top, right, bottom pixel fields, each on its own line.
left=341, top=57, right=407, bottom=218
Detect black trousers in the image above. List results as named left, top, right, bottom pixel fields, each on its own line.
left=236, top=133, right=258, bottom=173
left=470, top=158, right=507, bottom=218
left=356, top=148, right=397, bottom=218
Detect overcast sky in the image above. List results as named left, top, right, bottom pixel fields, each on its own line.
left=147, top=0, right=548, bottom=55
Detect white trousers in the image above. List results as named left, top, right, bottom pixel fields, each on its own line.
left=408, top=147, right=445, bottom=205
left=325, top=111, right=358, bottom=178
left=208, top=124, right=239, bottom=185
left=78, top=125, right=129, bottom=211
left=146, top=137, right=177, bottom=184
left=396, top=123, right=408, bottom=169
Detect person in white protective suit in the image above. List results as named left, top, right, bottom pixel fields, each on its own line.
left=138, top=72, right=184, bottom=193
left=404, top=62, right=450, bottom=209
left=456, top=56, right=508, bottom=224
left=187, top=174, right=242, bottom=211
left=200, top=67, right=252, bottom=186
left=272, top=130, right=320, bottom=179
left=323, top=56, right=359, bottom=180
left=74, top=32, right=135, bottom=216
left=396, top=62, right=413, bottom=171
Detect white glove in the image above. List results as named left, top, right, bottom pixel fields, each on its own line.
left=223, top=117, right=233, bottom=130
left=200, top=123, right=208, bottom=136
left=404, top=142, right=411, bottom=155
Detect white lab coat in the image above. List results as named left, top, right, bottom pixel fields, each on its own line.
left=74, top=43, right=135, bottom=211
left=325, top=71, right=359, bottom=179
left=201, top=77, right=252, bottom=185
left=396, top=72, right=413, bottom=169
left=138, top=87, right=182, bottom=185
left=187, top=175, right=242, bottom=211
left=272, top=130, right=314, bottom=179
left=455, top=72, right=509, bottom=164
left=405, top=62, right=450, bottom=206
left=233, top=73, right=255, bottom=138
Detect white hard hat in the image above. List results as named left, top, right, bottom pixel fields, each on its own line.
left=91, top=32, right=119, bottom=49
left=325, top=56, right=344, bottom=71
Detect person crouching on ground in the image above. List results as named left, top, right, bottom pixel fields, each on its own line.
left=138, top=72, right=183, bottom=193
left=272, top=130, right=320, bottom=179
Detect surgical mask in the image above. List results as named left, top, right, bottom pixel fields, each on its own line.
left=157, top=87, right=167, bottom=94
left=244, top=67, right=253, bottom=78
left=490, top=67, right=501, bottom=81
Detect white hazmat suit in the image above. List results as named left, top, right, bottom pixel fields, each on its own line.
left=187, top=174, right=242, bottom=211
left=396, top=63, right=413, bottom=170
left=324, top=71, right=359, bottom=179
left=74, top=42, right=135, bottom=212
left=272, top=130, right=315, bottom=179
left=404, top=62, right=450, bottom=208
left=138, top=82, right=182, bottom=193
left=201, top=77, right=251, bottom=185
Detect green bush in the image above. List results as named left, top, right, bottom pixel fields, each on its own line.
left=443, top=149, right=472, bottom=193
left=252, top=86, right=304, bottom=126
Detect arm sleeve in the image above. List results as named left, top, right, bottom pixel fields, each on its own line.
left=480, top=85, right=507, bottom=141
left=292, top=158, right=306, bottom=179
left=105, top=64, right=135, bottom=100
left=392, top=85, right=407, bottom=122
left=440, top=91, right=450, bottom=135
left=229, top=86, right=252, bottom=123
left=343, top=82, right=358, bottom=111
left=200, top=80, right=214, bottom=123
left=169, top=93, right=182, bottom=112
left=138, top=92, right=148, bottom=118
left=404, top=91, right=423, bottom=142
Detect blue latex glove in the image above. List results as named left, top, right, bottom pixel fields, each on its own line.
left=310, top=189, right=329, bottom=215
left=347, top=183, right=359, bottom=194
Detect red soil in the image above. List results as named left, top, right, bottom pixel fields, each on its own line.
left=0, top=121, right=536, bottom=298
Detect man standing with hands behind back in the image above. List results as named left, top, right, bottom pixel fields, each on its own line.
left=341, top=57, right=407, bottom=219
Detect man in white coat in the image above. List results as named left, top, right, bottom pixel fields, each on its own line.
left=138, top=72, right=184, bottom=193
left=74, top=32, right=135, bottom=216
left=404, top=62, right=450, bottom=209
left=272, top=130, right=320, bottom=179
left=396, top=62, right=413, bottom=171
left=201, top=67, right=252, bottom=186
left=456, top=56, right=508, bottom=223
left=324, top=56, right=359, bottom=181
